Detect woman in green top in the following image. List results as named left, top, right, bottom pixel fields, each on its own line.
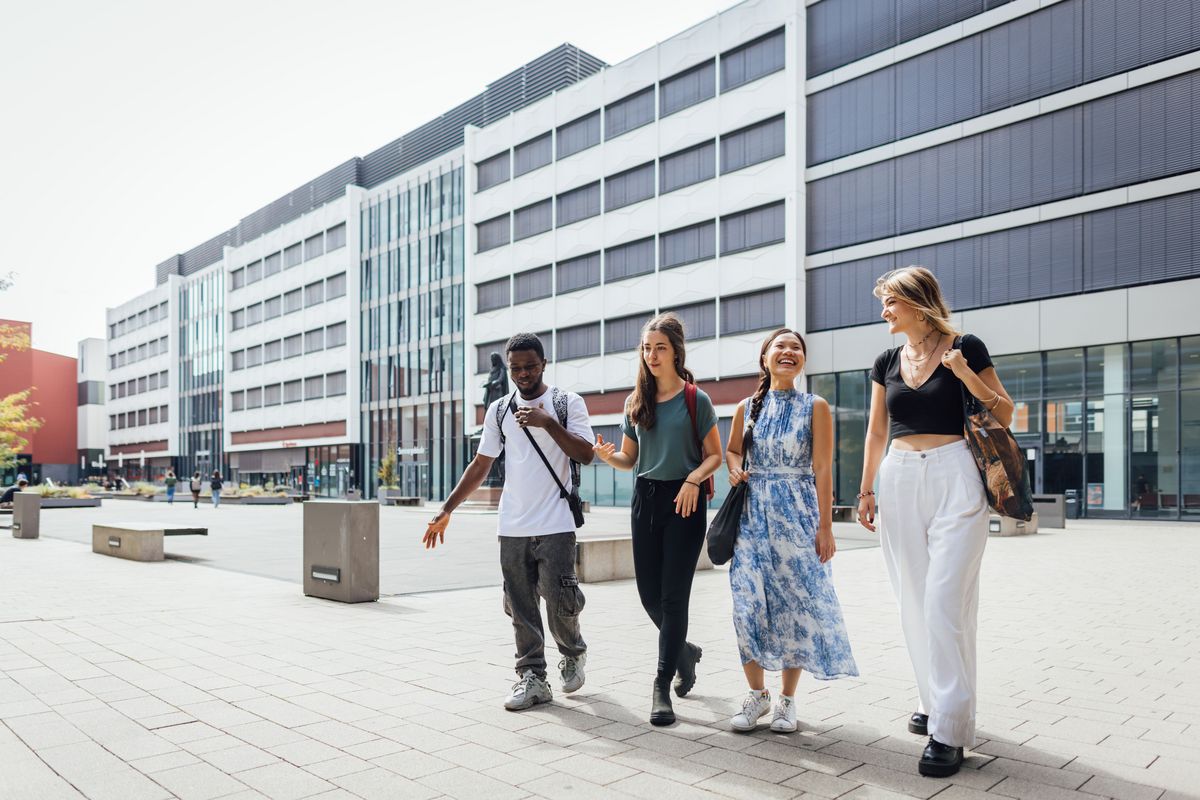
left=594, top=312, right=722, bottom=726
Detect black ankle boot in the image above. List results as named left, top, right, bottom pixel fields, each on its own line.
left=674, top=642, right=703, bottom=698
left=908, top=712, right=929, bottom=735
left=650, top=677, right=675, bottom=726
left=918, top=737, right=963, bottom=777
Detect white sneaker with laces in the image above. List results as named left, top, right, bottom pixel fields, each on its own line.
left=770, top=695, right=798, bottom=733
left=731, top=689, right=771, bottom=731
left=559, top=653, right=586, bottom=694
left=504, top=669, right=552, bottom=711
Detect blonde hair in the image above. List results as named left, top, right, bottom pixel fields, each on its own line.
left=873, top=266, right=958, bottom=336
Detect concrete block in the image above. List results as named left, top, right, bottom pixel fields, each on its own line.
left=12, top=492, right=40, bottom=539
left=93, top=525, right=164, bottom=561
left=303, top=501, right=379, bottom=603
left=1032, top=495, right=1065, bottom=528
left=576, top=535, right=713, bottom=583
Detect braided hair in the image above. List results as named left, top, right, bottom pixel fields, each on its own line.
left=749, top=328, right=807, bottom=425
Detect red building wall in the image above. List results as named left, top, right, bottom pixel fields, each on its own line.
left=0, top=318, right=78, bottom=466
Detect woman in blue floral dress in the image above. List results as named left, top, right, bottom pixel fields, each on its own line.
left=724, top=328, right=858, bottom=733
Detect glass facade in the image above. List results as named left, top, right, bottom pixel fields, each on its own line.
left=177, top=268, right=225, bottom=478
left=359, top=162, right=467, bottom=500
left=812, top=336, right=1200, bottom=520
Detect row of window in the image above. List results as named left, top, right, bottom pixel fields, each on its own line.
left=230, top=273, right=347, bottom=331
left=230, top=223, right=346, bottom=291
left=361, top=285, right=464, bottom=354
left=475, top=29, right=786, bottom=192
left=109, top=370, right=169, bottom=401
left=109, top=336, right=168, bottom=370
left=477, top=115, right=785, bottom=252
left=109, top=405, right=169, bottom=430
left=477, top=201, right=785, bottom=312
left=809, top=0, right=1200, bottom=164
left=230, top=371, right=347, bottom=410
left=361, top=226, right=464, bottom=298
left=807, top=0, right=1014, bottom=77
left=230, top=323, right=348, bottom=370
left=361, top=168, right=464, bottom=250
left=807, top=188, right=1200, bottom=331
left=474, top=285, right=785, bottom=370
left=109, top=301, right=168, bottom=340
left=807, top=70, right=1200, bottom=253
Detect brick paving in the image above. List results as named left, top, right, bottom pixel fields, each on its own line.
left=1, top=518, right=1197, bottom=799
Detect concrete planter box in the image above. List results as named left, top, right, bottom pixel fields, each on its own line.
left=38, top=498, right=102, bottom=508
left=237, top=496, right=293, bottom=505
left=576, top=534, right=714, bottom=583
left=108, top=494, right=155, bottom=502
left=988, top=512, right=1039, bottom=536
left=303, top=501, right=379, bottom=603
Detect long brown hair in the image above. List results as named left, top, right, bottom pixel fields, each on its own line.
left=749, top=328, right=807, bottom=424
left=872, top=266, right=958, bottom=336
left=627, top=312, right=694, bottom=429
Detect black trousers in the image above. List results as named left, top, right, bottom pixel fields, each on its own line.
left=631, top=477, right=707, bottom=682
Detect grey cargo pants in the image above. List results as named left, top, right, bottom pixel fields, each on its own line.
left=499, top=532, right=587, bottom=677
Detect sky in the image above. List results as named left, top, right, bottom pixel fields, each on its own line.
left=0, top=0, right=738, bottom=357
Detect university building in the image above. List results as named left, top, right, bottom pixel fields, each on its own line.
left=96, top=0, right=1200, bottom=519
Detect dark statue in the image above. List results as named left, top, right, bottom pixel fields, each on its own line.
left=482, top=351, right=509, bottom=486
left=482, top=351, right=509, bottom=407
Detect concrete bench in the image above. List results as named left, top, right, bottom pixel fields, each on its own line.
left=380, top=495, right=424, bottom=507
left=575, top=534, right=714, bottom=583
left=988, top=512, right=1039, bottom=536
left=92, top=523, right=208, bottom=562
left=831, top=505, right=857, bottom=523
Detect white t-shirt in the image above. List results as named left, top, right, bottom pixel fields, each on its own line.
left=476, top=386, right=594, bottom=537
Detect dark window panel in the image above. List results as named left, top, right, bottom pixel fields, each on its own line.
left=721, top=28, right=786, bottom=92
left=514, top=133, right=553, bottom=176
left=660, top=140, right=716, bottom=194
left=476, top=151, right=510, bottom=192
left=605, top=237, right=656, bottom=282
left=722, top=287, right=786, bottom=335
left=605, top=162, right=655, bottom=211
left=660, top=60, right=716, bottom=117
left=664, top=300, right=717, bottom=340
left=721, top=201, right=786, bottom=255
left=660, top=220, right=716, bottom=269
left=723, top=115, right=786, bottom=173
left=513, top=199, right=553, bottom=240
left=514, top=265, right=553, bottom=304
left=557, top=111, right=601, bottom=159
left=605, top=87, right=656, bottom=140
left=558, top=322, right=602, bottom=360
left=476, top=277, right=510, bottom=312
left=476, top=214, right=510, bottom=252
left=605, top=312, right=654, bottom=353
left=556, top=182, right=601, bottom=226
left=557, top=251, right=601, bottom=293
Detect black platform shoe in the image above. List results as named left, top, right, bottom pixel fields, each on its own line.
left=674, top=642, right=703, bottom=697
left=918, top=737, right=963, bottom=777
left=908, top=712, right=929, bottom=735
left=650, top=677, right=676, bottom=726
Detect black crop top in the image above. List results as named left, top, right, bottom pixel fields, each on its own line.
left=870, top=334, right=993, bottom=439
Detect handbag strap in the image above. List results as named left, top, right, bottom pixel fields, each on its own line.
left=511, top=396, right=572, bottom=500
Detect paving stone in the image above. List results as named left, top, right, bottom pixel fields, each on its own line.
left=417, top=765, right=532, bottom=800
left=198, top=743, right=280, bottom=772
left=234, top=761, right=336, bottom=800
left=151, top=761, right=250, bottom=800
left=1078, top=774, right=1168, bottom=800
left=332, top=766, right=442, bottom=800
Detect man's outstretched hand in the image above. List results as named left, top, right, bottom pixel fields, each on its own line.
left=423, top=510, right=450, bottom=549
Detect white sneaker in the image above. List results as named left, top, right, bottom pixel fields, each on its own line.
left=731, top=689, right=771, bottom=731
left=770, top=695, right=798, bottom=733
left=504, top=670, right=552, bottom=711
left=559, top=653, right=586, bottom=693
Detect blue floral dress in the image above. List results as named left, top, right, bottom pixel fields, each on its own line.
left=730, top=390, right=858, bottom=678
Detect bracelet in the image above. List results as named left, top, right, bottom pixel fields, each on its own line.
left=856, top=489, right=874, bottom=500
left=684, top=480, right=700, bottom=489
left=986, top=392, right=1002, bottom=410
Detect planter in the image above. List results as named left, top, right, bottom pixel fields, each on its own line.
left=38, top=498, right=102, bottom=508
left=108, top=494, right=154, bottom=502
left=237, top=496, right=293, bottom=505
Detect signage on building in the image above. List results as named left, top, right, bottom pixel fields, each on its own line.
left=396, top=447, right=426, bottom=456
left=281, top=441, right=298, bottom=448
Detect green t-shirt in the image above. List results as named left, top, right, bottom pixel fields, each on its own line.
left=621, top=387, right=718, bottom=480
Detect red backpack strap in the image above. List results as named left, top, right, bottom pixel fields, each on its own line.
left=683, top=383, right=713, bottom=497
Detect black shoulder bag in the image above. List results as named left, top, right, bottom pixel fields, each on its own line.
left=705, top=413, right=754, bottom=565
left=509, top=395, right=587, bottom=529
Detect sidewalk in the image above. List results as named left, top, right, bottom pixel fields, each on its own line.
left=2, top=520, right=1197, bottom=799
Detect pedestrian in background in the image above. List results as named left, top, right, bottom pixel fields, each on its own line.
left=164, top=470, right=177, bottom=504
left=723, top=328, right=857, bottom=734
left=210, top=471, right=223, bottom=509
left=190, top=472, right=202, bottom=508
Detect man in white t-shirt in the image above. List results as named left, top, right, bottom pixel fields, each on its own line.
left=424, top=333, right=595, bottom=711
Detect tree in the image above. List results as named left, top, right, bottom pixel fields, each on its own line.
left=376, top=451, right=398, bottom=488
left=0, top=273, right=43, bottom=471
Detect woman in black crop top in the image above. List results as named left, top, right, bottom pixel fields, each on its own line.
left=856, top=267, right=1014, bottom=779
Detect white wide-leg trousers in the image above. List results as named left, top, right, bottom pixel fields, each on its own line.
left=878, top=439, right=989, bottom=748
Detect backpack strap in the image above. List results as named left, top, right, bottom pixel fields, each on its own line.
left=495, top=390, right=517, bottom=447
left=683, top=383, right=713, bottom=497
left=551, top=387, right=581, bottom=490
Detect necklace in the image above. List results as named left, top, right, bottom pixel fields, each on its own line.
left=904, top=327, right=936, bottom=358
left=904, top=333, right=943, bottom=387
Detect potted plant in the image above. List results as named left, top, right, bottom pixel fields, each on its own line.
left=377, top=453, right=402, bottom=505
